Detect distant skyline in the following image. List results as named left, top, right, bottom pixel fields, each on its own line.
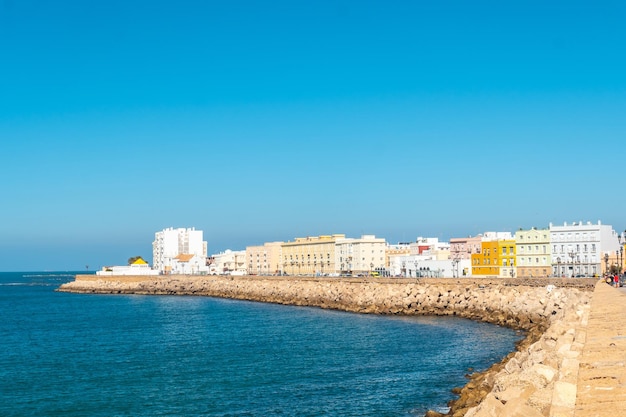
left=1, top=1, right=625, bottom=271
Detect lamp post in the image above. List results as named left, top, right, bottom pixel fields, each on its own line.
left=568, top=251, right=576, bottom=278
left=604, top=253, right=610, bottom=276
left=618, top=231, right=625, bottom=275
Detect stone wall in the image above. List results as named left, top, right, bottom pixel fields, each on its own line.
left=58, top=275, right=595, bottom=417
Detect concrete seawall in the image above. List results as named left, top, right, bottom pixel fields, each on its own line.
left=59, top=275, right=603, bottom=416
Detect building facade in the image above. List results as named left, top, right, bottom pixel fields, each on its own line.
left=549, top=221, right=620, bottom=277
left=211, top=250, right=247, bottom=275
left=281, top=235, right=345, bottom=275
left=152, top=227, right=208, bottom=274
left=471, top=237, right=515, bottom=278
left=246, top=242, right=283, bottom=275
left=385, top=243, right=411, bottom=273
left=515, top=227, right=551, bottom=278
left=335, top=235, right=386, bottom=276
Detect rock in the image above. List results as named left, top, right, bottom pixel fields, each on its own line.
left=551, top=381, right=577, bottom=409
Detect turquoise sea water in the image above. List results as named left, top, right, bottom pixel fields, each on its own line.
left=0, top=272, right=522, bottom=416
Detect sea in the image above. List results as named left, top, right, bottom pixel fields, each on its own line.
left=0, top=272, right=523, bottom=417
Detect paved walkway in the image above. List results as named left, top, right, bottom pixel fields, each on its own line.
left=575, top=281, right=626, bottom=416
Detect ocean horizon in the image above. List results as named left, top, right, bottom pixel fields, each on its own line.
left=0, top=271, right=522, bottom=416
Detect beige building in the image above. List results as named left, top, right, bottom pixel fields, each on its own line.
left=336, top=235, right=386, bottom=275
left=246, top=242, right=283, bottom=275
left=281, top=235, right=345, bottom=275
left=515, top=227, right=551, bottom=277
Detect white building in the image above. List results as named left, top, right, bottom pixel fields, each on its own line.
left=335, top=235, right=386, bottom=275
left=388, top=253, right=471, bottom=278
left=410, top=237, right=451, bottom=260
left=96, top=257, right=160, bottom=276
left=549, top=220, right=620, bottom=277
left=152, top=227, right=208, bottom=274
left=211, top=250, right=247, bottom=275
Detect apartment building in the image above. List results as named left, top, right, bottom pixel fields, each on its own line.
left=335, top=235, right=386, bottom=275
left=152, top=227, right=208, bottom=274
left=471, top=233, right=515, bottom=278
left=549, top=221, right=620, bottom=277
left=515, top=227, right=551, bottom=278
left=281, top=235, right=345, bottom=275
left=246, top=242, right=283, bottom=275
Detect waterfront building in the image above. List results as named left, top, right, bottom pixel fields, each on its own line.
left=549, top=221, right=620, bottom=277
left=281, top=235, right=345, bottom=275
left=168, top=253, right=207, bottom=275
left=335, top=235, right=386, bottom=276
left=450, top=236, right=482, bottom=277
left=498, top=239, right=517, bottom=278
left=515, top=227, right=551, bottom=278
left=152, top=227, right=208, bottom=274
left=410, top=237, right=451, bottom=260
left=211, top=249, right=247, bottom=275
left=96, top=257, right=160, bottom=276
left=450, top=236, right=482, bottom=260
left=471, top=234, right=515, bottom=278
left=389, top=253, right=467, bottom=278
left=385, top=243, right=411, bottom=274
left=245, top=242, right=283, bottom=275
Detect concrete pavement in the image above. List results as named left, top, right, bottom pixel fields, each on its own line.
left=575, top=281, right=626, bottom=416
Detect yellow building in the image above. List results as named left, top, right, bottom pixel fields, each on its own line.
left=245, top=242, right=283, bottom=275
left=471, top=239, right=516, bottom=277
left=281, top=235, right=345, bottom=275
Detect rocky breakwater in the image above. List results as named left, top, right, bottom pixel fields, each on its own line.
left=59, top=275, right=594, bottom=417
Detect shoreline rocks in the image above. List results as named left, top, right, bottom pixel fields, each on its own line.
left=58, top=275, right=594, bottom=416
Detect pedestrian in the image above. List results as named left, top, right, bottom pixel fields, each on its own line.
left=615, top=274, right=620, bottom=288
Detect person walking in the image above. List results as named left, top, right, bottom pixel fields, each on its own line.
left=614, top=274, right=620, bottom=288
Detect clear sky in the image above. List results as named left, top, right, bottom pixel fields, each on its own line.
left=1, top=0, right=625, bottom=271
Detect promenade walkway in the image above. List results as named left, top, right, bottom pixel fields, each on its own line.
left=575, top=281, right=626, bottom=416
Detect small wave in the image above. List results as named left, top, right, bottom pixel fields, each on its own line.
left=22, top=274, right=76, bottom=278
left=0, top=282, right=56, bottom=287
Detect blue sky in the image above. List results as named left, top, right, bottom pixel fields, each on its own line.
left=1, top=0, right=625, bottom=271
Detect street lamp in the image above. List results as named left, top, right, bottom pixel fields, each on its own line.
left=617, top=231, right=625, bottom=275
left=568, top=251, right=576, bottom=278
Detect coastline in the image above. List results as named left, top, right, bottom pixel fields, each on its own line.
left=58, top=275, right=595, bottom=416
